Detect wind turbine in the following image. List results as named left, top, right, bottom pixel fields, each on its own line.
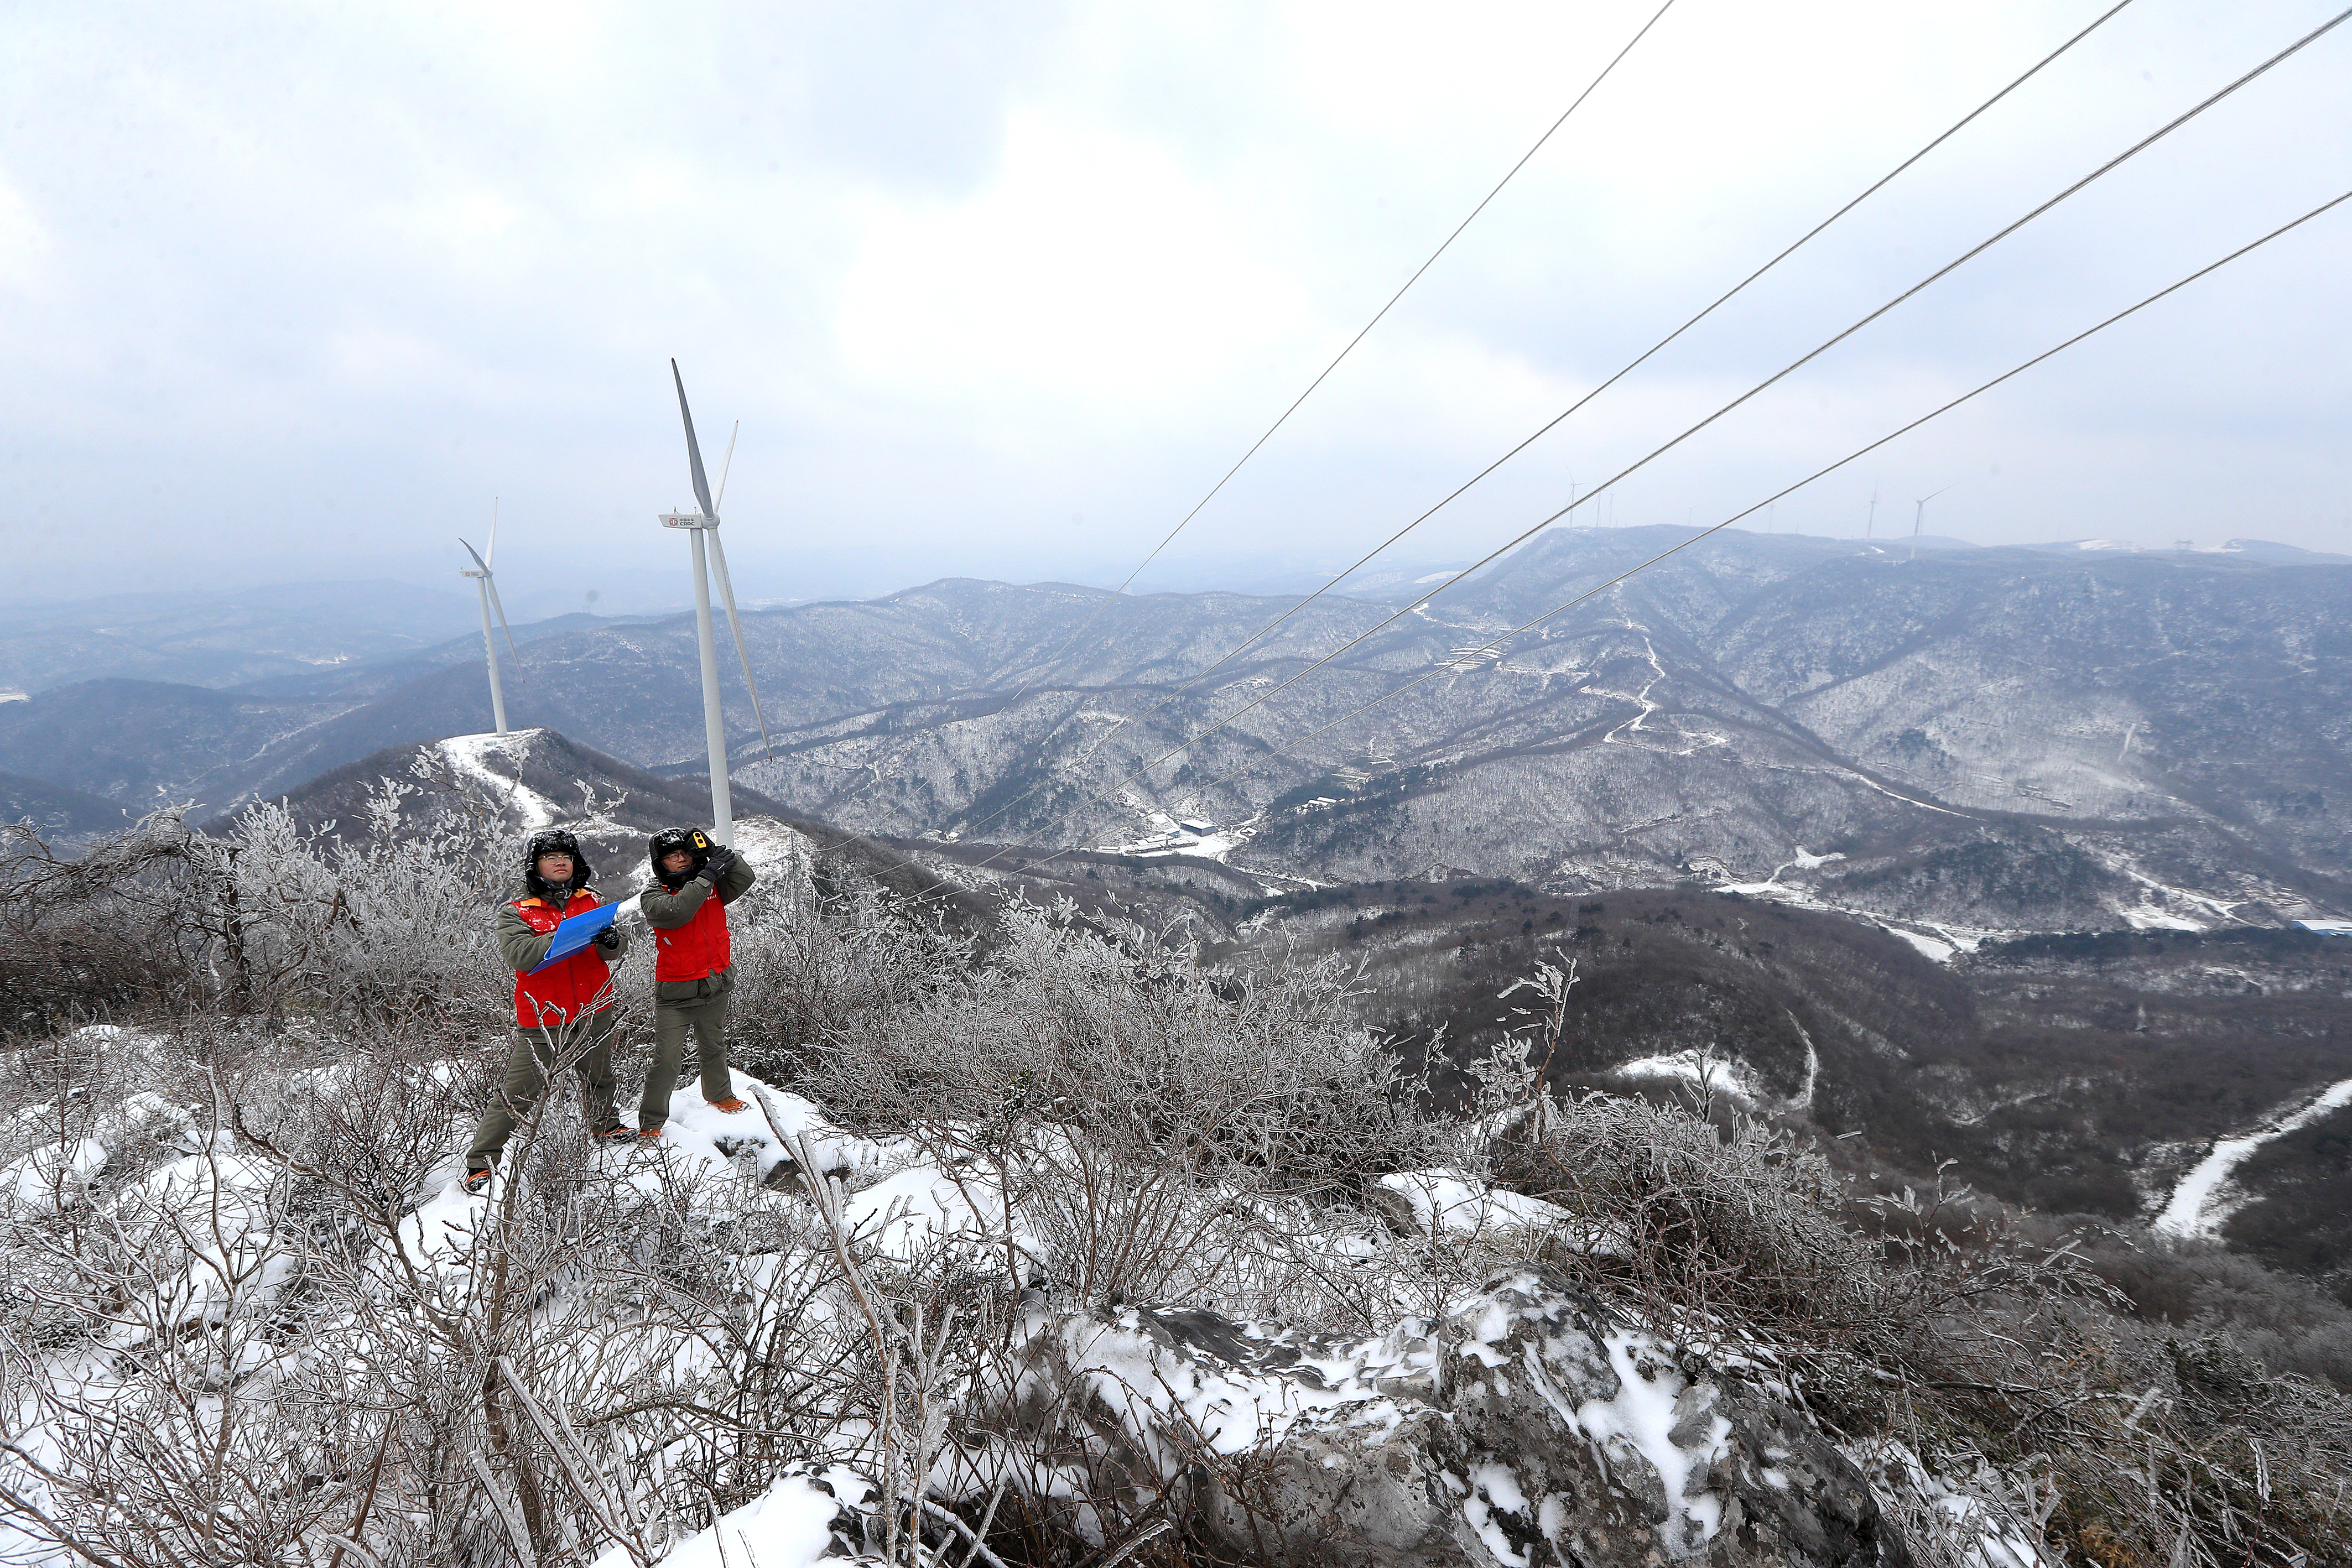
left=658, top=360, right=774, bottom=846
left=459, top=501, right=524, bottom=734
left=1909, top=483, right=1958, bottom=562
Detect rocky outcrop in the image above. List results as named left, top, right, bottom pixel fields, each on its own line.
left=1007, top=1265, right=1907, bottom=1567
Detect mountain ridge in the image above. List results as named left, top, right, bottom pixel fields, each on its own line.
left=8, top=528, right=2341, bottom=933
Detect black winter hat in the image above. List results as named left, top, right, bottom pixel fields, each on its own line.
left=648, top=826, right=713, bottom=888
left=524, top=828, right=593, bottom=900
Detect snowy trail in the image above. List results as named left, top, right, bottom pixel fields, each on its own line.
left=2155, top=1077, right=2352, bottom=1238
left=439, top=731, right=563, bottom=830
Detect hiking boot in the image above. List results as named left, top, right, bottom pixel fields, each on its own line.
left=591, top=1125, right=636, bottom=1144
left=637, top=1127, right=663, bottom=1141
left=707, top=1096, right=750, bottom=1114
left=461, top=1166, right=493, bottom=1196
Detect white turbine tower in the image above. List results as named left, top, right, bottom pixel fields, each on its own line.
left=659, top=360, right=774, bottom=846
left=1909, top=483, right=1957, bottom=562
left=458, top=503, right=523, bottom=734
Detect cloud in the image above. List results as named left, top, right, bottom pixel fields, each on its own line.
left=1, top=0, right=2346, bottom=611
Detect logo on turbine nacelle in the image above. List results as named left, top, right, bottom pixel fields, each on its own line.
left=659, top=513, right=715, bottom=530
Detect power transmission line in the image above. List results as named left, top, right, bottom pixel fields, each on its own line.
left=978, top=0, right=1681, bottom=720
left=953, top=7, right=2347, bottom=869
left=940, top=0, right=2140, bottom=844
left=1113, top=184, right=2352, bottom=840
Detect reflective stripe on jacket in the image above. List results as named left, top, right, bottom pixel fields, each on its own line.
left=509, top=890, right=616, bottom=1027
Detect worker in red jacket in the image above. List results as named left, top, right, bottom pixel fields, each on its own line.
left=462, top=829, right=632, bottom=1194
left=637, top=826, right=757, bottom=1134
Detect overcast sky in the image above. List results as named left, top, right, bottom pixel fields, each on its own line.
left=4, top=1, right=2348, bottom=616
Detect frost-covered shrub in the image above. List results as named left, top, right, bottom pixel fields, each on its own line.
left=214, top=781, right=510, bottom=1029
left=721, top=856, right=971, bottom=1085
left=1495, top=1090, right=1886, bottom=1342
left=792, top=898, right=1442, bottom=1311
left=0, top=763, right=522, bottom=1038
left=806, top=899, right=1422, bottom=1174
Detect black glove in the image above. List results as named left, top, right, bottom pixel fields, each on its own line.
left=701, top=845, right=738, bottom=882
left=594, top=929, right=622, bottom=951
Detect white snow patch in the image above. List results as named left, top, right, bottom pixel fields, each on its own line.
left=1608, top=1050, right=1767, bottom=1103
left=2155, top=1077, right=2352, bottom=1239
left=1884, top=927, right=1957, bottom=963
left=402, top=1070, right=923, bottom=1269
left=1375, top=1169, right=1611, bottom=1250
left=586, top=1465, right=875, bottom=1568
left=3, top=1138, right=107, bottom=1215
left=1575, top=1331, right=1732, bottom=1557
left=1104, top=826, right=1247, bottom=863
left=104, top=1141, right=297, bottom=1336
left=439, top=731, right=563, bottom=830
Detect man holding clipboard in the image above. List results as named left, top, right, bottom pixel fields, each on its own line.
left=461, top=828, right=633, bottom=1195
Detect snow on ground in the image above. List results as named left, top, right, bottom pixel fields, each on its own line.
left=1099, top=824, right=1250, bottom=862
left=2120, top=910, right=2205, bottom=932
left=398, top=1067, right=1026, bottom=1274
left=2155, top=1076, right=2352, bottom=1239
left=1607, top=1049, right=1771, bottom=1104
left=2, top=1136, right=106, bottom=1215
left=1884, top=926, right=1958, bottom=963
left=1029, top=1267, right=1738, bottom=1559
left=585, top=1465, right=877, bottom=1568
left=439, top=730, right=563, bottom=831
left=2090, top=847, right=2254, bottom=932
left=1710, top=875, right=2004, bottom=965
left=1376, top=1169, right=1568, bottom=1236
left=1376, top=1169, right=1628, bottom=1258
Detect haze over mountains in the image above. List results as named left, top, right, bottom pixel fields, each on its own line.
left=6, top=527, right=2345, bottom=940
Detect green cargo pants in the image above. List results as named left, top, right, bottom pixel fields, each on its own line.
left=466, top=1009, right=622, bottom=1171
left=638, top=991, right=734, bottom=1131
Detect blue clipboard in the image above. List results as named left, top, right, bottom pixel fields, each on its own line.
left=526, top=895, right=638, bottom=973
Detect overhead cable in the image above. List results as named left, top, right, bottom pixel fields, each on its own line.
left=1116, top=185, right=2352, bottom=835
left=962, top=9, right=2350, bottom=867
left=942, top=0, right=2141, bottom=843
left=980, top=0, right=1681, bottom=720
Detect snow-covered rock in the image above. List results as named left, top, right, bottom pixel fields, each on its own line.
left=1000, top=1264, right=1903, bottom=1567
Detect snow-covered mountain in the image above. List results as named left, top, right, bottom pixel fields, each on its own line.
left=7, top=528, right=2344, bottom=931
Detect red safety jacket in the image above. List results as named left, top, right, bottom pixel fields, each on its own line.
left=652, top=888, right=732, bottom=984
left=512, top=890, right=615, bottom=1027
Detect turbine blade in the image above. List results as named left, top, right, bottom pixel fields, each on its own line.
left=483, top=575, right=527, bottom=684
left=671, top=358, right=717, bottom=520
left=488, top=498, right=499, bottom=569
left=715, top=419, right=740, bottom=510
left=706, top=530, right=773, bottom=760
left=461, top=538, right=491, bottom=575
